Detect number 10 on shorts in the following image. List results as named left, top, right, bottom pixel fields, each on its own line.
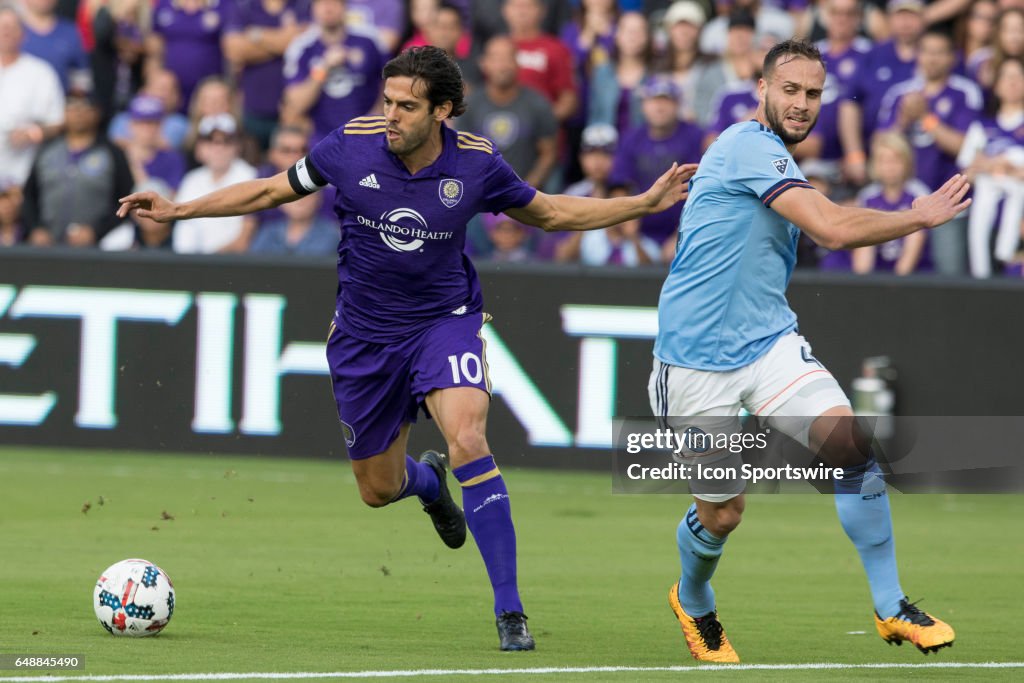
left=448, top=352, right=484, bottom=384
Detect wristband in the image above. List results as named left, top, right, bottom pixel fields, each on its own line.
left=311, top=65, right=327, bottom=84
left=844, top=151, right=866, bottom=165
left=921, top=114, right=940, bottom=133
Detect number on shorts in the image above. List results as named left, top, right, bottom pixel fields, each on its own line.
left=447, top=352, right=483, bottom=384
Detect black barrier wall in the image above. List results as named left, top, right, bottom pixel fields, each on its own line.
left=1, top=250, right=1022, bottom=467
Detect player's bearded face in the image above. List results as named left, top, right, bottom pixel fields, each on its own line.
left=761, top=58, right=825, bottom=146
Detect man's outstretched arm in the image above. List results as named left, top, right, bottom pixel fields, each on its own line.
left=506, top=163, right=699, bottom=233
left=117, top=169, right=305, bottom=223
left=771, top=174, right=972, bottom=250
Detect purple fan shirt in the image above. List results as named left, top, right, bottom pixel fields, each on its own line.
left=707, top=82, right=758, bottom=136
left=845, top=41, right=917, bottom=141
left=610, top=122, right=704, bottom=243
left=224, top=0, right=312, bottom=118
left=153, top=0, right=227, bottom=110
left=22, top=19, right=88, bottom=92
left=972, top=114, right=1024, bottom=157
left=815, top=37, right=871, bottom=161
left=145, top=149, right=187, bottom=190
left=877, top=75, right=983, bottom=190
left=560, top=21, right=615, bottom=127
left=858, top=181, right=933, bottom=272
left=306, top=119, right=536, bottom=342
left=345, top=0, right=406, bottom=53
left=283, top=29, right=383, bottom=143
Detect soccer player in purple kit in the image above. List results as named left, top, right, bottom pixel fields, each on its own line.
left=117, top=45, right=696, bottom=651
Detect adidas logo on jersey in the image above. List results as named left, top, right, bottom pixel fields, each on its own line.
left=359, top=174, right=381, bottom=189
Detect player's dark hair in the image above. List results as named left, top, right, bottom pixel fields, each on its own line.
left=762, top=39, right=825, bottom=81
left=382, top=46, right=467, bottom=118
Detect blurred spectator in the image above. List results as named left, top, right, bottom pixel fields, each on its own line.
left=20, top=86, right=134, bottom=248
left=839, top=0, right=924, bottom=186
left=694, top=9, right=763, bottom=127
left=700, top=0, right=795, bottom=56
left=814, top=0, right=872, bottom=177
left=555, top=185, right=661, bottom=264
left=959, top=56, right=1024, bottom=276
left=560, top=0, right=617, bottom=182
left=426, top=2, right=481, bottom=89
left=403, top=0, right=446, bottom=53
left=460, top=35, right=558, bottom=187
left=86, top=0, right=150, bottom=124
left=503, top=0, right=578, bottom=123
left=184, top=75, right=253, bottom=162
left=565, top=122, right=617, bottom=197
left=19, top=0, right=90, bottom=92
left=809, top=158, right=852, bottom=270
left=539, top=122, right=617, bottom=258
left=109, top=67, right=190, bottom=150
left=249, top=190, right=337, bottom=255
left=282, top=0, right=383, bottom=144
left=960, top=0, right=998, bottom=83
left=878, top=29, right=983, bottom=274
left=173, top=114, right=257, bottom=253
left=589, top=11, right=653, bottom=132
left=472, top=0, right=573, bottom=52
left=610, top=75, right=703, bottom=247
left=222, top=0, right=311, bottom=150
left=852, top=132, right=932, bottom=274
left=483, top=213, right=535, bottom=261
left=119, top=94, right=187, bottom=191
left=0, top=5, right=65, bottom=187
left=147, top=0, right=226, bottom=112
left=0, top=181, right=23, bottom=246
left=346, top=0, right=406, bottom=55
left=656, top=1, right=710, bottom=123
left=977, top=7, right=1024, bottom=90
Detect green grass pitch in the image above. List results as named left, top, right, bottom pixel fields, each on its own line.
left=0, top=447, right=1020, bottom=682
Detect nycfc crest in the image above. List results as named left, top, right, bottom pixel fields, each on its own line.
left=439, top=179, right=463, bottom=208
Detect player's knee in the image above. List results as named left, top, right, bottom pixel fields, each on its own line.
left=357, top=480, right=402, bottom=508
left=446, top=426, right=490, bottom=462
left=699, top=498, right=744, bottom=537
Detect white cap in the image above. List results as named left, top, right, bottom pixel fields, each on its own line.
left=663, top=1, right=707, bottom=30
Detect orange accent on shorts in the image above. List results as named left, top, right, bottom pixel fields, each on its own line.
left=754, top=369, right=830, bottom=416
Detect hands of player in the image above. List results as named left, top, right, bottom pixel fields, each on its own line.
left=117, top=190, right=178, bottom=222
left=912, top=174, right=972, bottom=228
left=643, top=162, right=699, bottom=215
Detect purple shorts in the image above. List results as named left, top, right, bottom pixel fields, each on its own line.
left=326, top=312, right=492, bottom=459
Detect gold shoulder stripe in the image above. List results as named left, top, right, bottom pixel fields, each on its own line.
left=344, top=127, right=387, bottom=135
left=457, top=142, right=494, bottom=154
left=457, top=131, right=492, bottom=146
left=348, top=116, right=386, bottom=124
left=345, top=121, right=388, bottom=129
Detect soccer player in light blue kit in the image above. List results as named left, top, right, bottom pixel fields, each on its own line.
left=651, top=39, right=970, bottom=663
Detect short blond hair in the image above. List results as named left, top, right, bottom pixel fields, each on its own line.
left=870, top=131, right=915, bottom=183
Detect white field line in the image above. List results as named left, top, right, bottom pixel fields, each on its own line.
left=1, top=662, right=1023, bottom=681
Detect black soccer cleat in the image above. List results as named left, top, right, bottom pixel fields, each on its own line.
left=419, top=450, right=466, bottom=549
left=496, top=611, right=535, bottom=651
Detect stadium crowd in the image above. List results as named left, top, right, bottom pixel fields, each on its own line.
left=0, top=0, right=1021, bottom=277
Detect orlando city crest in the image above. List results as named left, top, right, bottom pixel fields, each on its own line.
left=439, top=179, right=463, bottom=208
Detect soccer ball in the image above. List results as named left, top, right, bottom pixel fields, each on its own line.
left=93, top=559, right=175, bottom=637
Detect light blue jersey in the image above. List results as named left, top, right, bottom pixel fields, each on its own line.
left=654, top=121, right=815, bottom=371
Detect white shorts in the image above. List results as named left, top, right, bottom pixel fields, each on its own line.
left=648, top=332, right=851, bottom=502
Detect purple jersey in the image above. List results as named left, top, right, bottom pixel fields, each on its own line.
left=969, top=113, right=1024, bottom=158
left=707, top=81, right=758, bottom=135
left=306, top=117, right=537, bottom=343
left=145, top=149, right=187, bottom=190
left=610, top=122, right=704, bottom=244
left=815, top=37, right=871, bottom=161
left=224, top=0, right=312, bottom=118
left=153, top=0, right=227, bottom=109
left=283, top=29, right=383, bottom=143
left=846, top=41, right=917, bottom=140
left=877, top=76, right=983, bottom=190
left=346, top=0, right=406, bottom=52
left=22, top=19, right=88, bottom=92
left=858, top=181, right=933, bottom=272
